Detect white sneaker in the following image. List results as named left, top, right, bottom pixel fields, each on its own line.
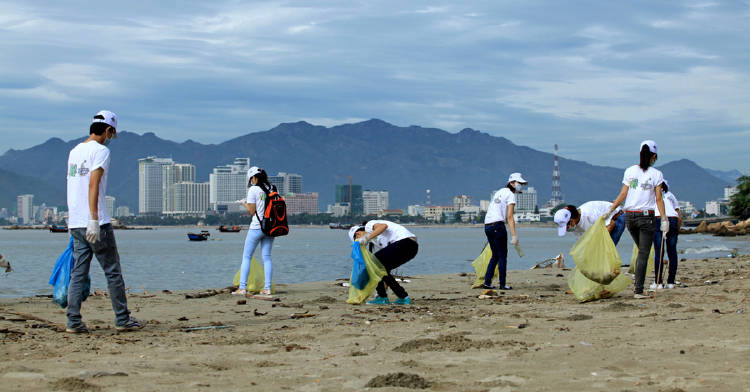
left=665, top=284, right=675, bottom=289
left=648, top=283, right=663, bottom=291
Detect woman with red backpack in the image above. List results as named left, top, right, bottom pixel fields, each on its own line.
left=232, top=166, right=277, bottom=297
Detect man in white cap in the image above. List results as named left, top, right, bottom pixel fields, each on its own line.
left=553, top=201, right=625, bottom=245
left=65, top=110, right=143, bottom=333
left=481, top=172, right=527, bottom=290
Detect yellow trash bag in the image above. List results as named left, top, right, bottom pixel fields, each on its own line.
left=471, top=243, right=498, bottom=288
left=569, top=216, right=622, bottom=285
left=232, top=256, right=273, bottom=293
left=567, top=267, right=632, bottom=302
left=627, top=244, right=654, bottom=275
left=347, top=243, right=388, bottom=304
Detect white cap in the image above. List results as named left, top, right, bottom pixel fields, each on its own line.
left=640, top=140, right=657, bottom=154
left=553, top=208, right=571, bottom=237
left=246, top=166, right=261, bottom=180
left=508, top=172, right=527, bottom=184
left=348, top=226, right=364, bottom=242
left=92, top=110, right=117, bottom=130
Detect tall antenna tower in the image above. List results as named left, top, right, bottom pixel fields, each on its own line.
left=551, top=144, right=563, bottom=205
left=426, top=189, right=431, bottom=206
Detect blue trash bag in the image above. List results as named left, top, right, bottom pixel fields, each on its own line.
left=350, top=242, right=370, bottom=290
left=48, top=237, right=91, bottom=308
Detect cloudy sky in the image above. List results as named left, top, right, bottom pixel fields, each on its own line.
left=1, top=0, right=748, bottom=172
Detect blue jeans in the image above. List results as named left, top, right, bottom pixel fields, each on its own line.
left=654, top=217, right=679, bottom=284
left=609, top=213, right=626, bottom=246
left=484, top=222, right=508, bottom=287
left=239, top=229, right=274, bottom=290
left=68, top=224, right=130, bottom=328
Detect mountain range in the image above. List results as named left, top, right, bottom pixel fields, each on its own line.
left=0, top=119, right=737, bottom=213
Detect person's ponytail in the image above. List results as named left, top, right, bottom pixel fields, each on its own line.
left=639, top=145, right=655, bottom=170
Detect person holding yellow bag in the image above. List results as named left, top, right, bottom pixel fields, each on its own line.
left=349, top=220, right=418, bottom=305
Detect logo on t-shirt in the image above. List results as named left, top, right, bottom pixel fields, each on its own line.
left=77, top=161, right=90, bottom=177
left=68, top=164, right=77, bottom=177
left=639, top=180, right=653, bottom=191
left=629, top=178, right=638, bottom=189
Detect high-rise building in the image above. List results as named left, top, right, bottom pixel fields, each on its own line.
left=17, top=194, right=34, bottom=224
left=172, top=182, right=210, bottom=215
left=551, top=144, right=564, bottom=205
left=105, top=196, right=116, bottom=216
left=209, top=158, right=250, bottom=211
left=138, top=157, right=174, bottom=215
left=725, top=186, right=738, bottom=200
left=285, top=192, right=319, bottom=215
left=516, top=187, right=538, bottom=212
left=115, top=206, right=132, bottom=217
left=407, top=205, right=425, bottom=216
left=363, top=190, right=389, bottom=215
left=335, top=184, right=363, bottom=216
left=453, top=195, right=472, bottom=210
left=163, top=163, right=196, bottom=213
left=269, top=172, right=303, bottom=195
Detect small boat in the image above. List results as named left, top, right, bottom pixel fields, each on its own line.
left=329, top=223, right=353, bottom=230
left=187, top=230, right=211, bottom=241
left=218, top=225, right=241, bottom=232
left=49, top=225, right=68, bottom=233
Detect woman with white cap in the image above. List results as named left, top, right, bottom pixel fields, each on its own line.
left=651, top=179, right=681, bottom=290
left=232, top=166, right=276, bottom=297
left=605, top=140, right=667, bottom=299
left=482, top=172, right=527, bottom=290
left=349, top=220, right=418, bottom=305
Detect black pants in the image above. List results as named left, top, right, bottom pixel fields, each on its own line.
left=374, top=238, right=418, bottom=298
left=626, top=213, right=655, bottom=294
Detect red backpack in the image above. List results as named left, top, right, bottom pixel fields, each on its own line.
left=255, top=186, right=289, bottom=237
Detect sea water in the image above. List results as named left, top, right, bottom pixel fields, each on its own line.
left=0, top=226, right=748, bottom=298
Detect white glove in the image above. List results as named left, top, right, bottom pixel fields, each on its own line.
left=357, top=236, right=369, bottom=245
left=510, top=236, right=518, bottom=245
left=660, top=219, right=669, bottom=236
left=86, top=219, right=100, bottom=243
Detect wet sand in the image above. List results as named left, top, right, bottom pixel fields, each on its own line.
left=1, top=255, right=748, bottom=391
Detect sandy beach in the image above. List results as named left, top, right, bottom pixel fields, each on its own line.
left=1, top=254, right=748, bottom=392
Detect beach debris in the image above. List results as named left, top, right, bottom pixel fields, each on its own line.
left=181, top=325, right=229, bottom=332
left=177, top=316, right=189, bottom=321
left=566, top=314, right=593, bottom=321
left=712, top=309, right=726, bottom=314
left=365, top=372, right=431, bottom=389
left=284, top=343, right=308, bottom=351
left=580, top=341, right=592, bottom=346
left=290, top=311, right=314, bottom=319
left=162, top=290, right=173, bottom=294
left=531, top=254, right=566, bottom=269
left=185, top=289, right=224, bottom=299
left=78, top=370, right=128, bottom=378
left=505, top=323, right=528, bottom=329
left=0, top=254, right=12, bottom=273
left=0, top=310, right=63, bottom=331
left=319, top=305, right=329, bottom=310
left=253, top=309, right=267, bottom=316
left=236, top=300, right=246, bottom=305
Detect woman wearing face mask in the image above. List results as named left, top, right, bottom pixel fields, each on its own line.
left=605, top=141, right=667, bottom=299
left=482, top=172, right=527, bottom=290
left=232, top=166, right=276, bottom=297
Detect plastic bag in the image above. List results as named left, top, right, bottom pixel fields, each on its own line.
left=627, top=244, right=654, bottom=275
left=233, top=256, right=273, bottom=293
left=471, top=243, right=498, bottom=288
left=567, top=267, right=632, bottom=302
left=350, top=245, right=369, bottom=289
left=48, top=236, right=90, bottom=308
left=569, top=217, right=622, bottom=285
left=346, top=242, right=388, bottom=304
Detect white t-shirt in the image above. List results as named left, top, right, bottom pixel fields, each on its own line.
left=656, top=191, right=680, bottom=218
left=365, top=220, right=415, bottom=249
left=621, top=165, right=665, bottom=211
left=247, top=185, right=268, bottom=230
left=484, top=188, right=516, bottom=224
left=66, top=141, right=111, bottom=229
left=577, top=201, right=622, bottom=232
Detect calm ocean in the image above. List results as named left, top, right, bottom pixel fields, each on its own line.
left=0, top=226, right=747, bottom=298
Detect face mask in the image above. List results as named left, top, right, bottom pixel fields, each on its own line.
left=515, top=183, right=523, bottom=192
left=103, top=137, right=111, bottom=146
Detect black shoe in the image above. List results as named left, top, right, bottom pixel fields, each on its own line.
left=482, top=284, right=498, bottom=290
left=499, top=285, right=512, bottom=290
left=65, top=324, right=90, bottom=334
